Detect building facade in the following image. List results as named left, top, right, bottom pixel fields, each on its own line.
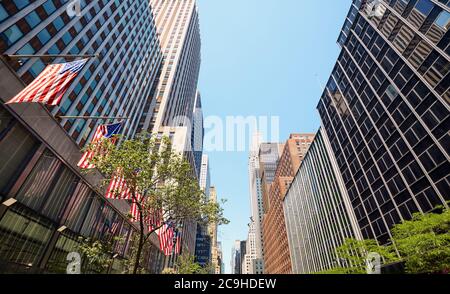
left=141, top=0, right=202, bottom=265
left=283, top=128, right=363, bottom=274
left=192, top=91, right=204, bottom=178
left=318, top=0, right=450, bottom=246
left=262, top=134, right=314, bottom=274
left=231, top=240, right=241, bottom=274
left=0, top=0, right=163, bottom=146
left=194, top=154, right=211, bottom=267
left=209, top=186, right=220, bottom=273
left=0, top=0, right=168, bottom=274
left=248, top=132, right=265, bottom=263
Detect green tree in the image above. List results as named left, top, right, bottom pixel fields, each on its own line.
left=317, top=238, right=398, bottom=274
left=77, top=237, right=118, bottom=273
left=85, top=133, right=228, bottom=274
left=390, top=208, right=450, bottom=274
left=173, top=255, right=211, bottom=274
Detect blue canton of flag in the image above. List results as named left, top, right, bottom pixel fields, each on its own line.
left=59, top=59, right=88, bottom=75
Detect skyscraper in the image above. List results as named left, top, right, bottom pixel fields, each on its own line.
left=141, top=0, right=202, bottom=263
left=192, top=91, right=204, bottom=178
left=231, top=240, right=241, bottom=274
left=248, top=132, right=264, bottom=261
left=241, top=218, right=263, bottom=274
left=0, top=0, right=165, bottom=273
left=318, top=0, right=450, bottom=246
left=0, top=0, right=163, bottom=145
left=194, top=154, right=212, bottom=267
left=262, top=133, right=314, bottom=274
left=209, top=186, right=220, bottom=273
left=283, top=128, right=363, bottom=274
left=139, top=0, right=201, bottom=134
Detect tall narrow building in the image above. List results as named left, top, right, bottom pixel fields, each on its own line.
left=0, top=0, right=165, bottom=273
left=139, top=0, right=202, bottom=263
left=192, top=91, right=204, bottom=178
left=194, top=154, right=212, bottom=267
left=318, top=0, right=450, bottom=246
left=283, top=128, right=363, bottom=274
left=209, top=186, right=220, bottom=273
left=262, top=134, right=314, bottom=274
left=248, top=132, right=264, bottom=263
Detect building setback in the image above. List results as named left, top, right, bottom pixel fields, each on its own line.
left=317, top=0, right=450, bottom=246
left=262, top=134, right=314, bottom=274
left=283, top=128, right=363, bottom=274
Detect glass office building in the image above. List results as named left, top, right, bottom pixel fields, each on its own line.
left=0, top=0, right=165, bottom=273
left=0, top=0, right=162, bottom=146
left=283, top=129, right=362, bottom=274
left=318, top=0, right=450, bottom=245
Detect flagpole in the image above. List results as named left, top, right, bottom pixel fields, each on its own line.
left=56, top=116, right=129, bottom=121
left=3, top=54, right=99, bottom=60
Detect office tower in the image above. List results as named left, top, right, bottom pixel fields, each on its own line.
left=0, top=0, right=162, bottom=145
left=241, top=218, right=263, bottom=274
left=0, top=0, right=165, bottom=273
left=257, top=142, right=284, bottom=268
left=283, top=128, right=363, bottom=274
left=199, top=155, right=211, bottom=196
left=231, top=240, right=241, bottom=274
left=262, top=134, right=314, bottom=274
left=248, top=132, right=265, bottom=262
left=144, top=0, right=202, bottom=266
left=192, top=91, right=204, bottom=178
left=239, top=240, right=247, bottom=273
left=194, top=154, right=212, bottom=267
left=139, top=0, right=201, bottom=133
left=216, top=241, right=223, bottom=274
left=194, top=224, right=211, bottom=268
left=318, top=0, right=449, bottom=246
left=209, top=187, right=220, bottom=273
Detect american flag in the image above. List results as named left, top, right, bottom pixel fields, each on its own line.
left=6, top=59, right=87, bottom=105
left=77, top=122, right=123, bottom=169
left=105, top=174, right=132, bottom=200
left=157, top=223, right=175, bottom=256
left=147, top=208, right=163, bottom=232
left=175, top=230, right=182, bottom=255
left=130, top=194, right=142, bottom=222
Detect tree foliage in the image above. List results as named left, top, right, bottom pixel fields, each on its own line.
left=318, top=207, right=450, bottom=274
left=173, top=255, right=211, bottom=275
left=390, top=208, right=450, bottom=274
left=84, top=133, right=229, bottom=274
left=318, top=238, right=398, bottom=274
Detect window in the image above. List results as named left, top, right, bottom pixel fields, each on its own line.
left=37, top=29, right=51, bottom=44
left=43, top=0, right=57, bottom=15
left=14, top=0, right=30, bottom=10
left=25, top=11, right=41, bottom=29
left=0, top=4, right=8, bottom=22
left=415, top=0, right=434, bottom=16
left=385, top=84, right=399, bottom=101
left=0, top=25, right=23, bottom=46
left=53, top=16, right=64, bottom=31
left=435, top=10, right=450, bottom=30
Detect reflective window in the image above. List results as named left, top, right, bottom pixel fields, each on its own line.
left=0, top=25, right=23, bottom=46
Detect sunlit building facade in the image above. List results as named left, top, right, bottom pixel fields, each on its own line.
left=318, top=0, right=450, bottom=246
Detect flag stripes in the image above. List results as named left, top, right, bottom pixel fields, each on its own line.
left=77, top=122, right=122, bottom=169
left=6, top=59, right=87, bottom=105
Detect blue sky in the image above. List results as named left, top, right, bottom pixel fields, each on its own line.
left=197, top=0, right=352, bottom=273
